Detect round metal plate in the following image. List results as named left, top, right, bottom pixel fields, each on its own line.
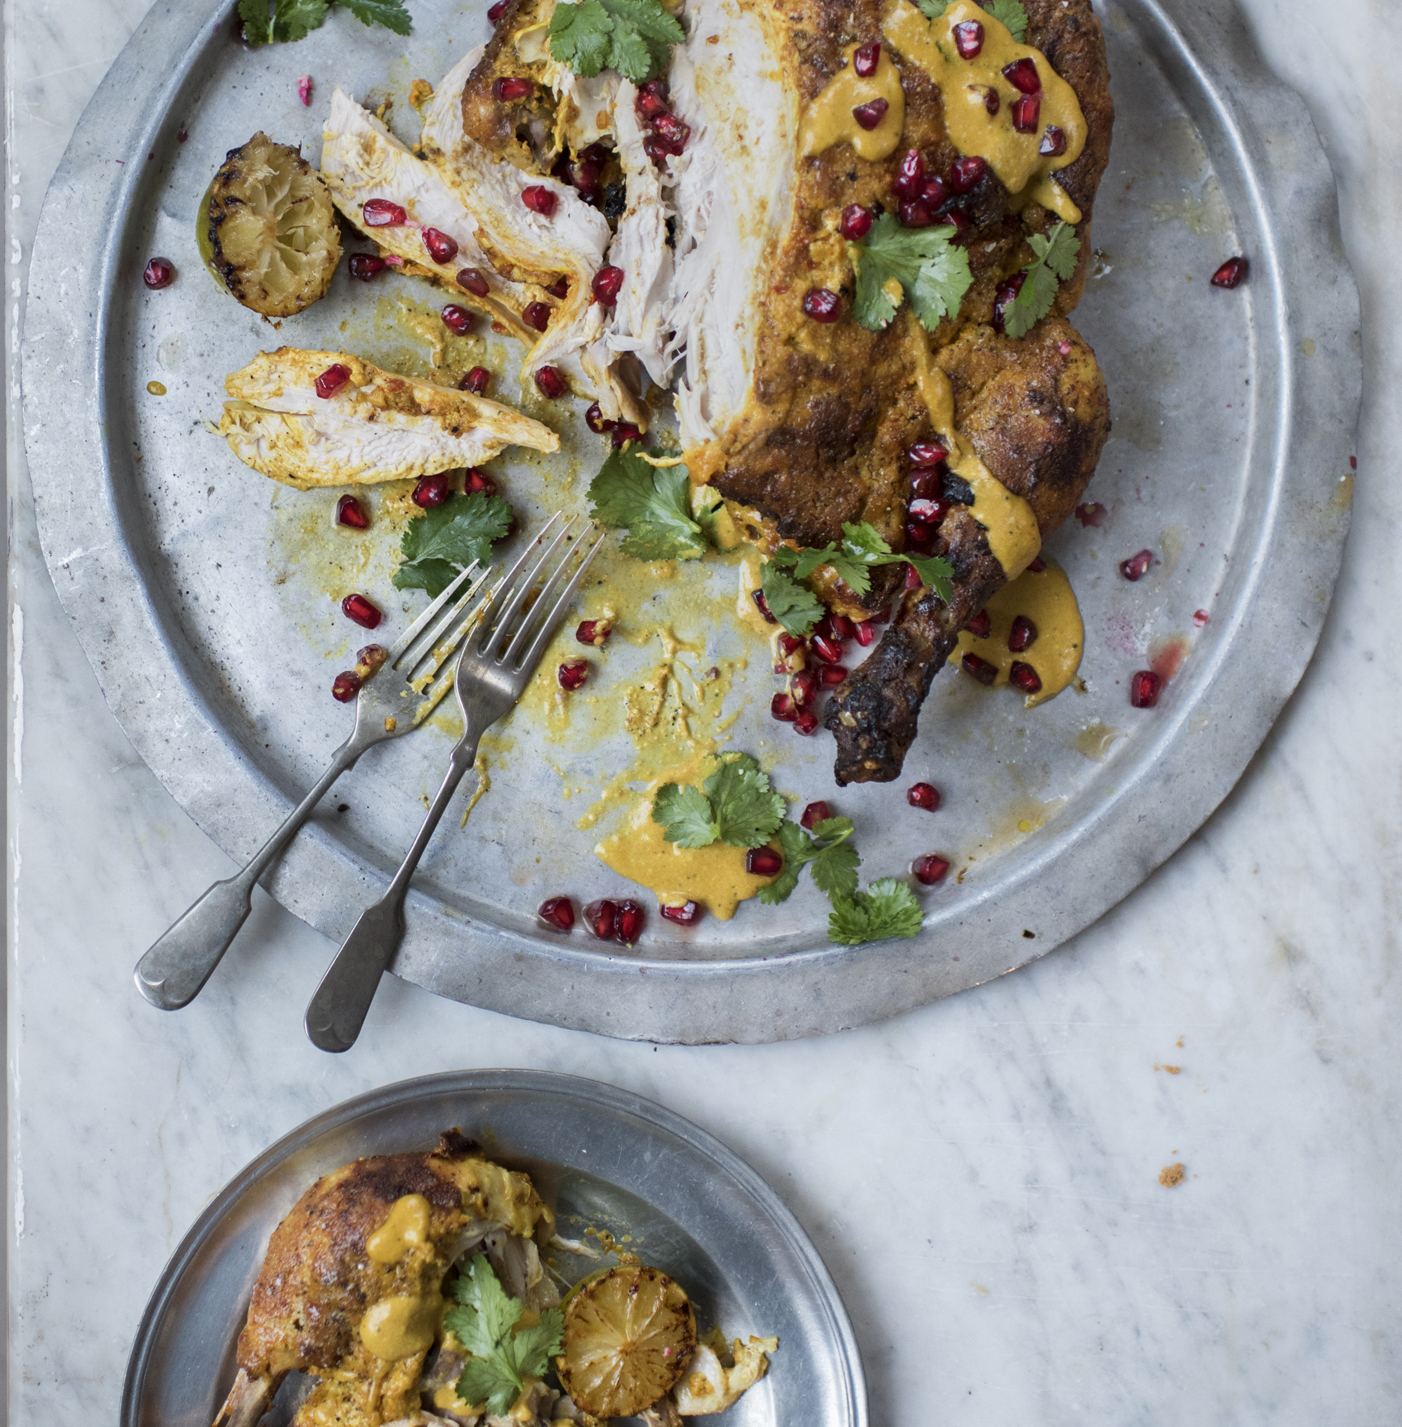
left=119, top=1070, right=865, bottom=1427
left=23, top=0, right=1359, bottom=1041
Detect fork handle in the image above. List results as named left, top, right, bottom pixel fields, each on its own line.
left=133, top=739, right=363, bottom=1010
left=304, top=735, right=481, bottom=1053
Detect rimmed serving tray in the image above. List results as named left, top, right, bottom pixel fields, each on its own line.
left=23, top=0, right=1359, bottom=1042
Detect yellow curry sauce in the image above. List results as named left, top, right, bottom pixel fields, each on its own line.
left=800, top=41, right=906, bottom=162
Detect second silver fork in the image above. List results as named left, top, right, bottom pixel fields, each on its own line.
left=304, top=514, right=605, bottom=1053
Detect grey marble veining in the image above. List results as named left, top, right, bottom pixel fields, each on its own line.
left=6, top=1, right=1401, bottom=1424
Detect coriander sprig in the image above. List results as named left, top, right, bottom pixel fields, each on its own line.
left=549, top=0, right=684, bottom=82
left=849, top=212, right=972, bottom=334
left=238, top=0, right=411, bottom=44
left=392, top=491, right=513, bottom=598
left=586, top=447, right=708, bottom=561
left=1002, top=221, right=1078, bottom=339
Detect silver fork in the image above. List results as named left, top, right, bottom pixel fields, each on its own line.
left=134, top=560, right=494, bottom=1011
left=304, top=513, right=605, bottom=1053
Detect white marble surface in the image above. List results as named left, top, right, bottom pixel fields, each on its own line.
left=6, top=1, right=1401, bottom=1423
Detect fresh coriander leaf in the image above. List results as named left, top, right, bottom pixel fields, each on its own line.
left=1004, top=220, right=1077, bottom=339
left=271, top=0, right=330, bottom=42
left=904, top=551, right=955, bottom=603
left=446, top=1254, right=519, bottom=1357
left=828, top=878, right=925, bottom=945
left=807, top=818, right=860, bottom=900
left=653, top=782, right=719, bottom=849
left=985, top=0, right=1029, bottom=41
left=339, top=0, right=413, bottom=34
left=447, top=1255, right=555, bottom=1417
left=238, top=0, right=273, bottom=43
left=549, top=0, right=682, bottom=82
left=850, top=213, right=972, bottom=334
left=548, top=0, right=614, bottom=76
left=914, top=0, right=949, bottom=15
left=457, top=1355, right=522, bottom=1418
left=837, top=521, right=954, bottom=604
left=704, top=758, right=785, bottom=849
left=758, top=822, right=816, bottom=905
left=502, top=1307, right=564, bottom=1381
left=760, top=561, right=825, bottom=637
left=587, top=449, right=706, bottom=561
left=391, top=556, right=459, bottom=599
left=394, top=491, right=512, bottom=597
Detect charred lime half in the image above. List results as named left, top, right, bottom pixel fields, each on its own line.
left=207, top=132, right=340, bottom=317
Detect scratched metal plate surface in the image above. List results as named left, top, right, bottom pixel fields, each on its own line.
left=119, top=1070, right=864, bottom=1427
left=23, top=0, right=1358, bottom=1041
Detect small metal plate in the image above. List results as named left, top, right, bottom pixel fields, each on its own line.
left=23, top=0, right=1359, bottom=1042
left=118, top=1070, right=865, bottom=1427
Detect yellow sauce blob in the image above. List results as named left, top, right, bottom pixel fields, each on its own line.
left=359, top=1293, right=441, bottom=1360
left=948, top=556, right=1083, bottom=706
left=366, top=1194, right=432, bottom=1265
left=146, top=381, right=167, bottom=396
left=594, top=756, right=779, bottom=919
left=883, top=0, right=1087, bottom=222
left=800, top=41, right=907, bottom=162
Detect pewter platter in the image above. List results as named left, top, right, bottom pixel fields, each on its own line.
left=23, top=0, right=1359, bottom=1042
left=120, top=1069, right=863, bottom=1427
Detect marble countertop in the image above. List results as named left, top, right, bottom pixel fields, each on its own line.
left=7, top=0, right=1400, bottom=1421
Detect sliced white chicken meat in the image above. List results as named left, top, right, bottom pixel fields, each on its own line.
left=218, top=348, right=558, bottom=489
left=670, top=1336, right=777, bottom=1415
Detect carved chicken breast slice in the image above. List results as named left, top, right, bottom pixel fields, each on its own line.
left=218, top=348, right=558, bottom=489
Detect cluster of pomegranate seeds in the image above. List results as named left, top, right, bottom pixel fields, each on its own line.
left=576, top=618, right=613, bottom=646
left=991, top=272, right=1026, bottom=334
left=556, top=142, right=611, bottom=204
left=1129, top=669, right=1162, bottom=707
left=1008, top=615, right=1037, bottom=652
left=661, top=900, right=703, bottom=925
left=362, top=198, right=406, bottom=227
left=1120, top=548, right=1153, bottom=581
left=966, top=608, right=992, bottom=638
left=584, top=898, right=646, bottom=943
left=952, top=19, right=984, bottom=57
left=800, top=800, right=831, bottom=829
left=634, top=79, right=690, bottom=165
left=1009, top=661, right=1042, bottom=695
left=912, top=854, right=950, bottom=885
left=413, top=473, right=452, bottom=507
left=852, top=98, right=889, bottom=131
left=315, top=363, right=350, bottom=399
left=422, top=227, right=458, bottom=265
left=336, top=494, right=370, bottom=529
left=1011, top=93, right=1041, bottom=133
left=456, top=267, right=490, bottom=297
left=522, top=301, right=552, bottom=332
left=143, top=257, right=175, bottom=289
left=591, top=265, right=625, bottom=305
left=460, top=366, right=491, bottom=394
left=746, top=847, right=784, bottom=877
left=907, top=782, right=940, bottom=812
left=803, top=288, right=842, bottom=322
left=839, top=203, right=873, bottom=241
left=1074, top=501, right=1106, bottom=527
left=853, top=40, right=880, bottom=76
left=349, top=252, right=386, bottom=281
left=522, top=185, right=557, bottom=217
left=487, top=0, right=507, bottom=20
left=538, top=897, right=576, bottom=931
left=558, top=658, right=590, bottom=690
left=341, top=593, right=382, bottom=629
left=1211, top=255, right=1249, bottom=288
left=535, top=365, right=567, bottom=398
left=493, top=76, right=533, bottom=102
left=1039, top=126, right=1067, bottom=157
left=331, top=670, right=362, bottom=702
left=441, top=303, right=475, bottom=335
left=961, top=652, right=998, bottom=685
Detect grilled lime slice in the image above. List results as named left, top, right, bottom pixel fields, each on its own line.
left=557, top=1265, right=697, bottom=1418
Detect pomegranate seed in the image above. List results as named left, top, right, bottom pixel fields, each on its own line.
left=820, top=664, right=848, bottom=687
left=547, top=276, right=569, bottom=298
left=356, top=644, right=388, bottom=676
left=1193, top=609, right=1210, bottom=627
left=921, top=176, right=950, bottom=208
left=950, top=155, right=988, bottom=193
left=905, top=523, right=935, bottom=555
left=752, top=590, right=777, bottom=623
left=779, top=633, right=806, bottom=657
left=803, top=288, right=843, bottom=322
left=538, top=897, right=575, bottom=931
left=652, top=112, right=690, bottom=153
left=643, top=135, right=672, bottom=166
left=636, top=80, right=670, bottom=119
left=992, top=271, right=1026, bottom=333
left=523, top=301, right=552, bottom=332
left=796, top=802, right=829, bottom=832
left=1027, top=555, right=1046, bottom=572
left=412, top=473, right=451, bottom=507
left=584, top=899, right=618, bottom=940
left=341, top=593, right=382, bottom=629
left=488, top=0, right=507, bottom=20
left=494, top=77, right=533, bottom=102
left=967, top=608, right=992, bottom=638
left=522, top=185, right=557, bottom=216
left=854, top=621, right=876, bottom=647
left=336, top=494, right=370, bottom=529
left=576, top=618, right=613, bottom=646
left=457, top=267, right=490, bottom=297
left=794, top=709, right=820, bottom=735
left=1120, top=548, right=1153, bottom=581
left=610, top=422, right=643, bottom=446
left=615, top=899, right=645, bottom=944
left=419, top=227, right=456, bottom=265
left=791, top=669, right=818, bottom=705
left=1009, top=661, right=1042, bottom=694
left=362, top=198, right=406, bottom=227
left=871, top=605, right=893, bottom=623
left=747, top=846, right=784, bottom=877
left=464, top=468, right=497, bottom=496
left=905, top=564, right=924, bottom=590
left=961, top=652, right=998, bottom=685
left=441, top=303, right=474, bottom=335
left=592, top=265, right=625, bottom=304
left=585, top=402, right=615, bottom=434
left=1130, top=669, right=1163, bottom=707
left=1002, top=57, right=1041, bottom=94
left=908, top=439, right=948, bottom=468
left=661, top=900, right=703, bottom=925
left=1039, top=125, right=1067, bottom=157
left=899, top=199, right=933, bottom=228
left=771, top=691, right=797, bottom=722
left=348, top=252, right=386, bottom=281
left=1008, top=615, right=1037, bottom=651
left=1074, top=501, right=1106, bottom=527
left=910, top=468, right=942, bottom=498
left=1011, top=93, right=1041, bottom=133
left=908, top=497, right=946, bottom=525
left=852, top=98, right=889, bottom=131
left=829, top=614, right=855, bottom=641
left=942, top=208, right=973, bottom=233
left=952, top=20, right=984, bottom=57
left=460, top=366, right=491, bottom=394
left=315, top=363, right=351, bottom=399
left=893, top=149, right=925, bottom=199
left=143, top=257, right=176, bottom=289
left=907, top=782, right=940, bottom=811
left=853, top=40, right=880, bottom=76
left=912, top=854, right=951, bottom=885
left=1212, top=256, right=1249, bottom=288
left=535, top=365, right=567, bottom=398
left=983, top=88, right=1000, bottom=116
left=558, top=658, right=589, bottom=690
left=839, top=203, right=873, bottom=240
left=810, top=634, right=843, bottom=665
left=331, top=670, right=362, bottom=702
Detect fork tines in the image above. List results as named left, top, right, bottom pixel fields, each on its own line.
left=390, top=560, right=493, bottom=687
